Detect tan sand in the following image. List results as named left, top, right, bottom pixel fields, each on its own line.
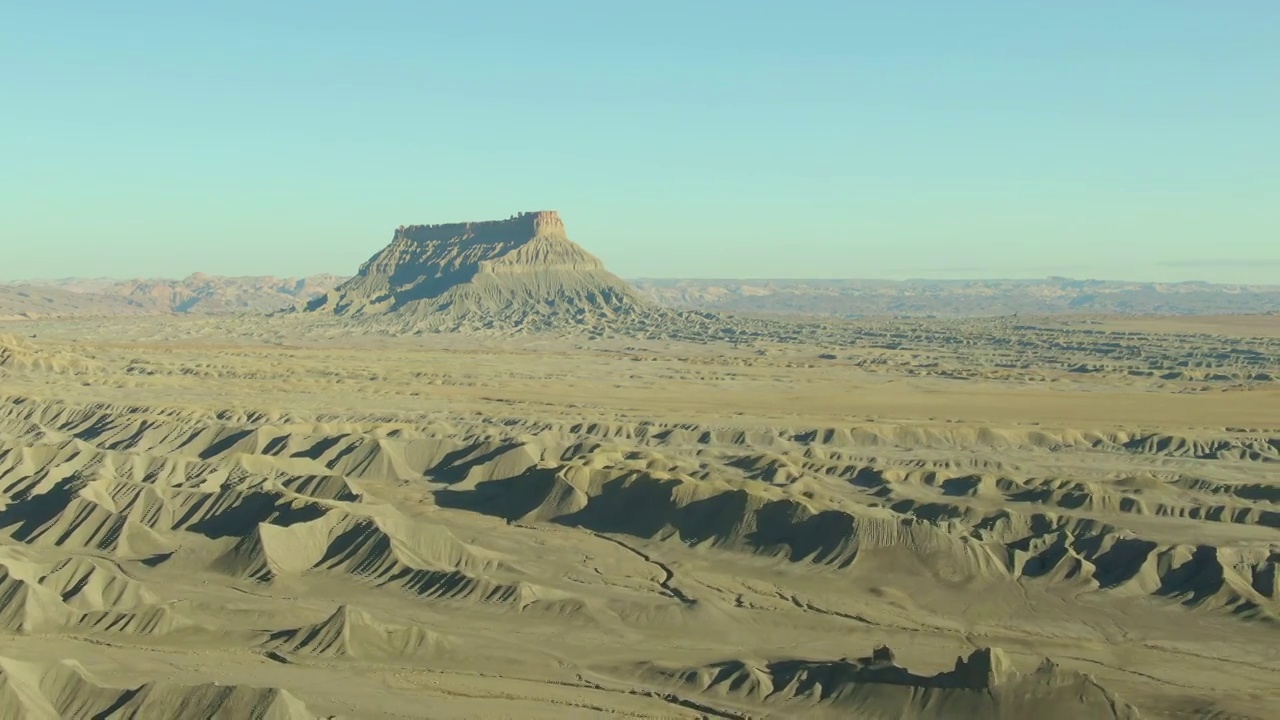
left=0, top=312, right=1276, bottom=718
left=0, top=214, right=1276, bottom=718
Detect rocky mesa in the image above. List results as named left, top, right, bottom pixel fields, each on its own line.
left=304, top=211, right=650, bottom=331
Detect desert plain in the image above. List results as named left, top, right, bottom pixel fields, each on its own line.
left=0, top=213, right=1277, bottom=719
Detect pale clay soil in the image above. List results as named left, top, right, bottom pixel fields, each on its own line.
left=0, top=313, right=1277, bottom=718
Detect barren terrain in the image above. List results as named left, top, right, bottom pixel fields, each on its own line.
left=2, top=213, right=1277, bottom=717
left=1, top=274, right=342, bottom=318
left=1, top=310, right=1277, bottom=718
left=634, top=278, right=1280, bottom=318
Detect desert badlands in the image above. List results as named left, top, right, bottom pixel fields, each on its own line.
left=0, top=212, right=1277, bottom=719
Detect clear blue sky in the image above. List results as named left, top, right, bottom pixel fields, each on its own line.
left=2, top=2, right=1277, bottom=282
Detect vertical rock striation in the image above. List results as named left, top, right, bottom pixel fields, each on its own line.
left=305, top=211, right=649, bottom=330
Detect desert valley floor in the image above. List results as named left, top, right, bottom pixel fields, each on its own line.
left=0, top=313, right=1277, bottom=719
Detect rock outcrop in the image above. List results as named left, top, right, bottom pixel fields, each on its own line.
left=304, top=211, right=650, bottom=331
left=641, top=645, right=1142, bottom=719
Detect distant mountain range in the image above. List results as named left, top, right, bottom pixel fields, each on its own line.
left=1, top=273, right=344, bottom=318
left=631, top=278, right=1280, bottom=317
left=3, top=274, right=1277, bottom=320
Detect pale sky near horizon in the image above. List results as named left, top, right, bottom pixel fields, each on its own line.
left=2, top=2, right=1277, bottom=283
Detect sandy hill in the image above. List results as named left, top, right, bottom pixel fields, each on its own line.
left=0, top=656, right=316, bottom=719
left=303, top=211, right=651, bottom=331
left=262, top=604, right=448, bottom=661
left=0, top=334, right=101, bottom=375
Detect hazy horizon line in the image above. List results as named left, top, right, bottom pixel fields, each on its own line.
left=4, top=273, right=1280, bottom=289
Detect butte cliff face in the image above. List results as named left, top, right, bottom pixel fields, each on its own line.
left=306, top=211, right=649, bottom=330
